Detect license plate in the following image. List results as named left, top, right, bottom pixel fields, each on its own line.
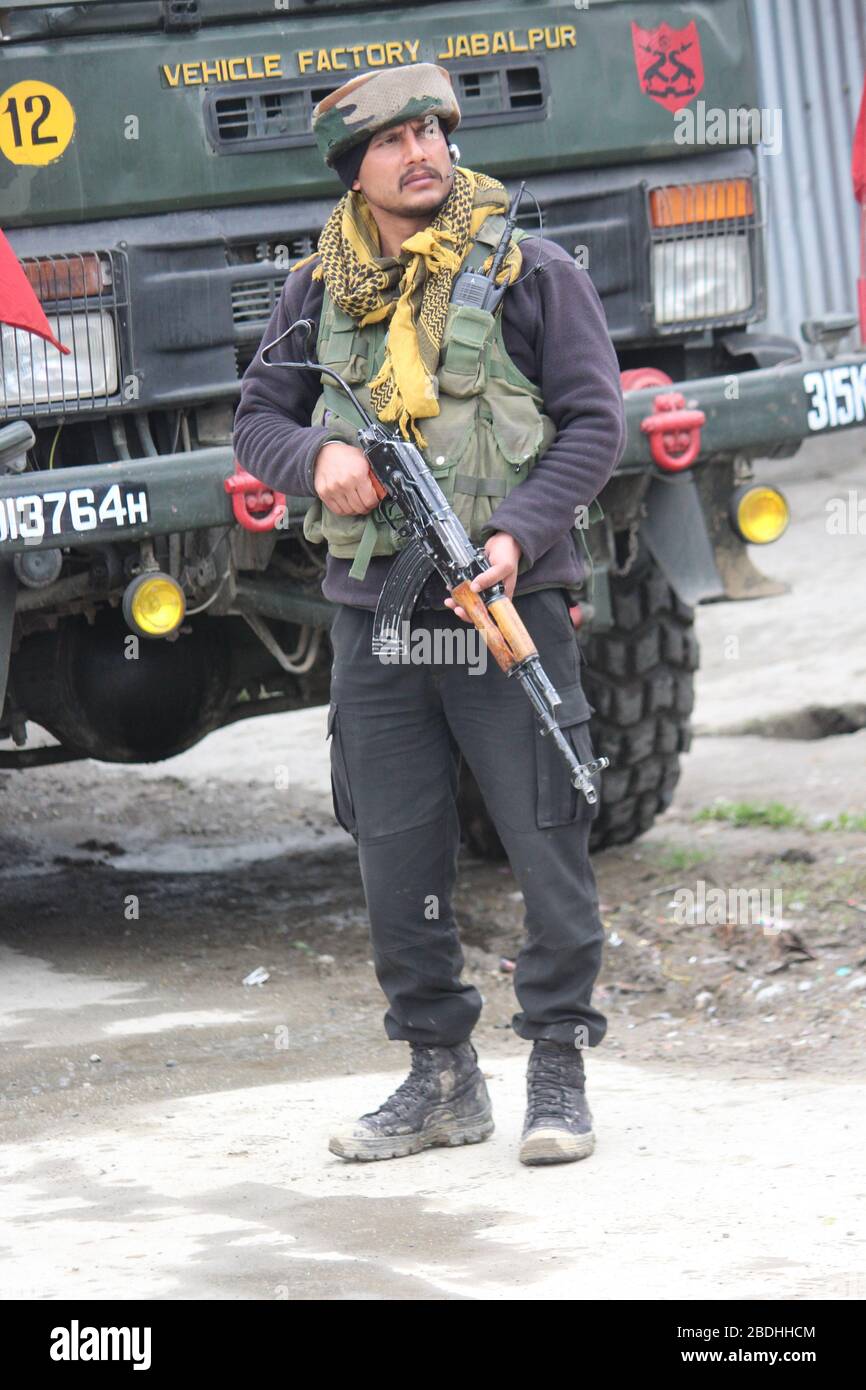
left=0, top=482, right=150, bottom=545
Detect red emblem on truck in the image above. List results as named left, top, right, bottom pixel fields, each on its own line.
left=631, top=19, right=704, bottom=113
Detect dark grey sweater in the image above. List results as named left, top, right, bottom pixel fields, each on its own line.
left=232, top=235, right=626, bottom=611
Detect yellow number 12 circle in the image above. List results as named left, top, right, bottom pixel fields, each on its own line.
left=0, top=81, right=75, bottom=166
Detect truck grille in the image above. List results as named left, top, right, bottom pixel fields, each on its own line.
left=232, top=280, right=285, bottom=325
left=0, top=250, right=129, bottom=419
left=228, top=234, right=317, bottom=329
left=228, top=233, right=319, bottom=374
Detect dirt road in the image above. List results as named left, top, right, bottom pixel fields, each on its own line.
left=1, top=439, right=864, bottom=1300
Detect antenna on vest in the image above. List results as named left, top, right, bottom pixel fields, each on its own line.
left=261, top=318, right=376, bottom=429
left=449, top=181, right=526, bottom=313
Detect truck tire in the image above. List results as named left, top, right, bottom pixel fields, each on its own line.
left=456, top=552, right=698, bottom=857
left=580, top=551, right=698, bottom=849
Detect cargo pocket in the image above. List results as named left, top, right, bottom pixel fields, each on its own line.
left=326, top=702, right=358, bottom=836
left=437, top=303, right=496, bottom=397
left=535, top=680, right=600, bottom=827
left=485, top=391, right=546, bottom=478
left=419, top=397, right=481, bottom=537
left=448, top=411, right=509, bottom=543
left=324, top=323, right=369, bottom=385
left=305, top=496, right=397, bottom=560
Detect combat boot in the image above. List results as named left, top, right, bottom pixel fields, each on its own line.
left=519, top=1039, right=596, bottom=1166
left=328, top=1040, right=494, bottom=1161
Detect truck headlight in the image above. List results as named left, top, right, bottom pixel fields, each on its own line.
left=652, top=234, right=753, bottom=326
left=648, top=178, right=762, bottom=331
left=0, top=312, right=119, bottom=407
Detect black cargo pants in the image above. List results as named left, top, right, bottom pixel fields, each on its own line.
left=326, top=586, right=608, bottom=1050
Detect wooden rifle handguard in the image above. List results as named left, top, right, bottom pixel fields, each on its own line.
left=450, top=582, right=537, bottom=675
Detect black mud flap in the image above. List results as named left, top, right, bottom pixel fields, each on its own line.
left=642, top=473, right=726, bottom=607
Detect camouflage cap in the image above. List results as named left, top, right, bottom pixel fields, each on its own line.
left=312, top=63, right=461, bottom=168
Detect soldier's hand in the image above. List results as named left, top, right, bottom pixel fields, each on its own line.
left=444, top=532, right=522, bottom=622
left=313, top=442, right=381, bottom=515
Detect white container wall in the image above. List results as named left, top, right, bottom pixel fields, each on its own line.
left=748, top=0, right=866, bottom=353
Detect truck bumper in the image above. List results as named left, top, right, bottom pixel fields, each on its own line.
left=0, top=447, right=312, bottom=555
left=1, top=352, right=864, bottom=552
left=619, top=353, right=866, bottom=466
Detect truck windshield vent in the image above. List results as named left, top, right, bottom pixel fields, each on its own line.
left=454, top=62, right=546, bottom=124
left=507, top=67, right=545, bottom=109
left=162, top=0, right=200, bottom=34
left=208, top=65, right=545, bottom=152
left=208, top=85, right=332, bottom=151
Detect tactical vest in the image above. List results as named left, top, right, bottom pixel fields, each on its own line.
left=303, top=214, right=559, bottom=583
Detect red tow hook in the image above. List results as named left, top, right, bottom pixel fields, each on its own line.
left=224, top=461, right=287, bottom=532
left=620, top=368, right=706, bottom=473
left=640, top=392, right=706, bottom=471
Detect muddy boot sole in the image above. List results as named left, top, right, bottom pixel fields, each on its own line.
left=518, top=1127, right=596, bottom=1166
left=329, top=1102, right=495, bottom=1162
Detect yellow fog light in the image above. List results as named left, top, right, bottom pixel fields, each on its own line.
left=730, top=484, right=789, bottom=544
left=122, top=572, right=185, bottom=638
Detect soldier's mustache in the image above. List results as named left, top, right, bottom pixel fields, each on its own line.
left=401, top=167, right=441, bottom=187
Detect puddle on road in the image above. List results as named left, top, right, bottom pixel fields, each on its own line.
left=117, top=835, right=331, bottom=875
left=116, top=822, right=352, bottom=874
left=103, top=1010, right=257, bottom=1037
left=0, top=826, right=352, bottom=879
left=0, top=944, right=147, bottom=1033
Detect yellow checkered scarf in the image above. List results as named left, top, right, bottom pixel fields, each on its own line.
left=292, top=166, right=522, bottom=446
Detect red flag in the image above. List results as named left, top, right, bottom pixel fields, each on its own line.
left=0, top=228, right=70, bottom=355
left=853, top=73, right=866, bottom=205
left=854, top=75, right=866, bottom=344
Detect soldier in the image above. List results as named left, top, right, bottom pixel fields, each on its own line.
left=232, top=63, right=626, bottom=1166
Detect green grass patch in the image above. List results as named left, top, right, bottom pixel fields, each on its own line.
left=819, top=811, right=866, bottom=833
left=655, top=845, right=710, bottom=871
left=694, top=800, right=806, bottom=829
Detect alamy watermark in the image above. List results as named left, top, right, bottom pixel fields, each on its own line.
left=826, top=489, right=866, bottom=535
left=674, top=100, right=783, bottom=156
left=672, top=879, right=784, bottom=933
left=50, top=1321, right=151, bottom=1370
left=373, top=619, right=487, bottom=673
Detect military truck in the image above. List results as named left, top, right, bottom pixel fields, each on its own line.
left=2, top=0, right=865, bottom=854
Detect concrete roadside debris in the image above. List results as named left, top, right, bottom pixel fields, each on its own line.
left=242, top=967, right=270, bottom=987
